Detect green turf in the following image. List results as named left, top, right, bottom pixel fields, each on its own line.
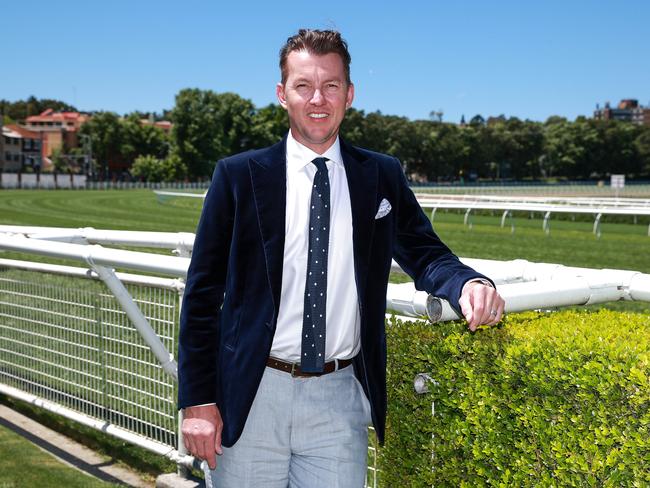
left=0, top=424, right=121, bottom=488
left=2, top=189, right=648, bottom=313
left=1, top=189, right=648, bottom=272
left=0, top=189, right=201, bottom=232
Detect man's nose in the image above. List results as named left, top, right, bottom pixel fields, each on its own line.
left=310, top=89, right=325, bottom=105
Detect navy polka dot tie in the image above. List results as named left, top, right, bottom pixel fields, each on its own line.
left=301, top=157, right=330, bottom=373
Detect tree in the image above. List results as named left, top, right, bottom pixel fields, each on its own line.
left=0, top=96, right=77, bottom=122
left=250, top=104, right=289, bottom=148
left=171, top=89, right=256, bottom=179
left=121, top=114, right=170, bottom=163
left=79, top=111, right=124, bottom=177
left=634, top=128, right=650, bottom=177
left=131, top=153, right=187, bottom=182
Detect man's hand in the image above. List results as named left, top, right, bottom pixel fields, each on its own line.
left=181, top=404, right=224, bottom=470
left=459, top=281, right=505, bottom=331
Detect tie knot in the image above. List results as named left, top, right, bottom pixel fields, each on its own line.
left=311, top=157, right=328, bottom=173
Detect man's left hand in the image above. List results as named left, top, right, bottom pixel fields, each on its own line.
left=459, top=281, right=505, bottom=331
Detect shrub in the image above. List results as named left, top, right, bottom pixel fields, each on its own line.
left=381, top=310, right=649, bottom=486
left=131, top=153, right=187, bottom=182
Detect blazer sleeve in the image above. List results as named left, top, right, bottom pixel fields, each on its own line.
left=391, top=159, right=493, bottom=312
left=178, top=161, right=234, bottom=408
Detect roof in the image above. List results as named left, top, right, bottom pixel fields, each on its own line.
left=5, top=124, right=40, bottom=139
left=2, top=126, right=22, bottom=139
left=141, top=119, right=173, bottom=130
left=26, top=109, right=89, bottom=123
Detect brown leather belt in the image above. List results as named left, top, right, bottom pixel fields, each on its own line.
left=266, top=357, right=353, bottom=377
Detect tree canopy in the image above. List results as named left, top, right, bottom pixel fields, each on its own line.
left=4, top=94, right=650, bottom=181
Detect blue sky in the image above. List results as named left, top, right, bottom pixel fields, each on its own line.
left=3, top=0, right=649, bottom=123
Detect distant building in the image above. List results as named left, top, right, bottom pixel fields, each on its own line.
left=2, top=125, right=22, bottom=172
left=7, top=124, right=42, bottom=170
left=1, top=124, right=42, bottom=172
left=141, top=118, right=173, bottom=134
left=24, top=109, right=90, bottom=159
left=594, top=99, right=650, bottom=126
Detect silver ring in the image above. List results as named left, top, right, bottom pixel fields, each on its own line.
left=490, top=309, right=497, bottom=316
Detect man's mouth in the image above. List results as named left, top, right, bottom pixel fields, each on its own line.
left=309, top=113, right=328, bottom=119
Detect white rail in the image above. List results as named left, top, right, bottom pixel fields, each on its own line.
left=0, top=225, right=195, bottom=256
left=388, top=257, right=650, bottom=321
left=3, top=230, right=649, bottom=323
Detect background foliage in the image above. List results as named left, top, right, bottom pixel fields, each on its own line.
left=4, top=95, right=650, bottom=181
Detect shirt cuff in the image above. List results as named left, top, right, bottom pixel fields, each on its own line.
left=462, top=278, right=494, bottom=294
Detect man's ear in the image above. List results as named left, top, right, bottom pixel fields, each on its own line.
left=276, top=83, right=288, bottom=109
left=345, top=82, right=355, bottom=109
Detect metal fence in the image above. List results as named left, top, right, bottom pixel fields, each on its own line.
left=0, top=261, right=381, bottom=486
left=0, top=267, right=180, bottom=450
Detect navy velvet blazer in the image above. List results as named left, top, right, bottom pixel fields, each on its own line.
left=178, top=137, right=490, bottom=447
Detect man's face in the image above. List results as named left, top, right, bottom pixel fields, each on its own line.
left=277, top=50, right=354, bottom=154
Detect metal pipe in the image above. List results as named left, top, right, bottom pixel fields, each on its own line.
left=0, top=383, right=197, bottom=470
left=386, top=274, right=642, bottom=323
left=90, top=264, right=178, bottom=380
left=0, top=258, right=183, bottom=290
left=0, top=225, right=196, bottom=251
left=0, top=234, right=189, bottom=277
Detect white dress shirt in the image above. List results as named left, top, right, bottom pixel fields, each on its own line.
left=270, top=131, right=361, bottom=362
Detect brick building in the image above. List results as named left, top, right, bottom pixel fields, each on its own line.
left=1, top=122, right=42, bottom=172
left=594, top=99, right=650, bottom=126
left=24, top=109, right=89, bottom=159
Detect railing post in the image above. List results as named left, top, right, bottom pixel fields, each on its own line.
left=414, top=374, right=438, bottom=481
left=95, top=294, right=109, bottom=422
left=175, top=280, right=189, bottom=478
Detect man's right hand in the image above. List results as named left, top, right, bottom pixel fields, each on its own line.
left=181, top=404, right=224, bottom=469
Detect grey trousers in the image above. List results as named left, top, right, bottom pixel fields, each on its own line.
left=204, top=364, right=372, bottom=488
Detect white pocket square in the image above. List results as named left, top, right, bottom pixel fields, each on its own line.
left=375, top=198, right=392, bottom=219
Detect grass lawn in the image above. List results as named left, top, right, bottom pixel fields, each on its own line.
left=0, top=424, right=120, bottom=488
left=1, top=188, right=648, bottom=272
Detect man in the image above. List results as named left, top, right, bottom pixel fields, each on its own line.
left=179, top=29, right=504, bottom=487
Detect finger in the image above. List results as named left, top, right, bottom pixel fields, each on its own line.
left=495, top=297, right=506, bottom=323
left=214, top=421, right=223, bottom=456
left=458, top=294, right=473, bottom=326
left=469, top=291, right=487, bottom=330
left=205, top=444, right=217, bottom=470
left=486, top=296, right=504, bottom=325
left=181, top=428, right=197, bottom=457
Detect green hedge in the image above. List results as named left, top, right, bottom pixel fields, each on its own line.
left=381, top=310, right=649, bottom=487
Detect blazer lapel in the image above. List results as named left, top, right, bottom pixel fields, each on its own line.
left=249, top=139, right=287, bottom=323
left=341, top=139, right=378, bottom=304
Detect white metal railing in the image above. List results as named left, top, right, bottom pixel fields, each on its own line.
left=0, top=261, right=188, bottom=464
left=148, top=191, right=650, bottom=236
left=416, top=197, right=650, bottom=236
left=2, top=227, right=650, bottom=486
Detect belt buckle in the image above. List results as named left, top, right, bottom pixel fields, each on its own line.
left=290, top=362, right=299, bottom=377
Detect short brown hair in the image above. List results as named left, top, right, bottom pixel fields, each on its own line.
left=279, top=29, right=352, bottom=85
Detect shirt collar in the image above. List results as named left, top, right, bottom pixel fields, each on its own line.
left=286, top=130, right=343, bottom=172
